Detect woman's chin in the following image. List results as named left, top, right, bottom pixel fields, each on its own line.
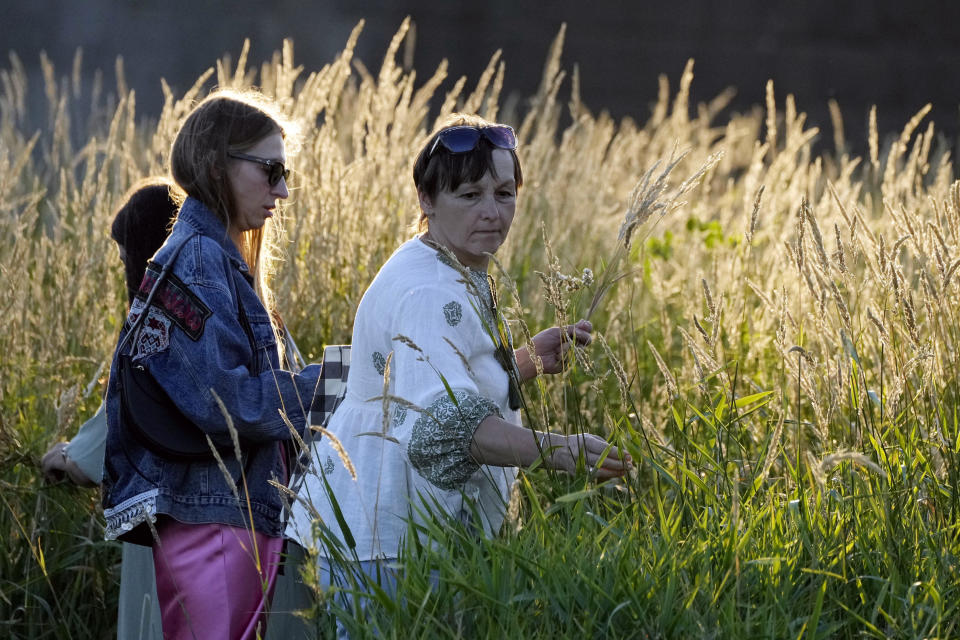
left=474, top=237, right=504, bottom=255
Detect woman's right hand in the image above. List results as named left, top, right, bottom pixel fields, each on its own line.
left=40, top=442, right=96, bottom=486
left=541, top=432, right=632, bottom=479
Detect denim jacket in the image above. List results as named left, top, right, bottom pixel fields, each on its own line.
left=102, top=197, right=321, bottom=543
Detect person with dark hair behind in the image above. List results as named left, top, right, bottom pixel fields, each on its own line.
left=111, top=184, right=177, bottom=304
left=41, top=177, right=180, bottom=640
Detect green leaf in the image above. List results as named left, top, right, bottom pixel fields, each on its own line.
left=320, top=469, right=355, bottom=550
left=734, top=390, right=774, bottom=409
left=554, top=488, right=599, bottom=503
left=841, top=330, right=861, bottom=368
left=678, top=465, right=713, bottom=500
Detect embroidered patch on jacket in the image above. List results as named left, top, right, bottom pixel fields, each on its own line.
left=323, top=455, right=335, bottom=475
left=372, top=351, right=386, bottom=375
left=136, top=264, right=212, bottom=340
left=443, top=301, right=463, bottom=326
left=131, top=307, right=172, bottom=360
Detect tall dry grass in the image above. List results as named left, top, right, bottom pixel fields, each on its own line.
left=3, top=19, right=960, bottom=639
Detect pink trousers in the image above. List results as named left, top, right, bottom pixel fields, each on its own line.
left=152, top=517, right=284, bottom=640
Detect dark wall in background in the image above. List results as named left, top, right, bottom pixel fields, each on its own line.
left=3, top=1, right=959, bottom=154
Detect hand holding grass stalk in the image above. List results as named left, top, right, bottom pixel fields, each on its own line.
left=537, top=431, right=633, bottom=480
left=586, top=148, right=724, bottom=319
left=516, top=319, right=594, bottom=381
left=471, top=421, right=632, bottom=479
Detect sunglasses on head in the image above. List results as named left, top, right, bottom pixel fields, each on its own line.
left=427, top=125, right=518, bottom=157
left=228, top=152, right=290, bottom=187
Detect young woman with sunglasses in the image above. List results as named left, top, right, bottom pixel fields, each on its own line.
left=101, top=91, right=322, bottom=640
left=289, top=113, right=631, bottom=633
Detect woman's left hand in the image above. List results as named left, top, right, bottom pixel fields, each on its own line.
left=517, top=319, right=593, bottom=381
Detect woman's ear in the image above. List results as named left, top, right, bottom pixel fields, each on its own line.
left=211, top=151, right=226, bottom=181
left=417, top=189, right=434, bottom=217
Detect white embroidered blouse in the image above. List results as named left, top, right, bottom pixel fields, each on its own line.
left=288, top=238, right=519, bottom=560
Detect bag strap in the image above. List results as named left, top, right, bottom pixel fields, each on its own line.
left=116, top=232, right=196, bottom=357
left=283, top=328, right=307, bottom=372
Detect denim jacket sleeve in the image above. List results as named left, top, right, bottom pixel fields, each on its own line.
left=125, top=232, right=320, bottom=444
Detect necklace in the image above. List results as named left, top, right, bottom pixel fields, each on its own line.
left=420, top=236, right=523, bottom=410
left=486, top=272, right=524, bottom=411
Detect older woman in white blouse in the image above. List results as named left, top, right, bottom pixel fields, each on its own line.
left=291, top=114, right=630, bottom=621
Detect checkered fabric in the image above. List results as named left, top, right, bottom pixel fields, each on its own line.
left=310, top=344, right=351, bottom=428
left=285, top=345, right=350, bottom=497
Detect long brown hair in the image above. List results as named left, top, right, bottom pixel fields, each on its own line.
left=169, top=90, right=294, bottom=351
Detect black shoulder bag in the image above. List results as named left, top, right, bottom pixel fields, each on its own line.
left=116, top=235, right=254, bottom=461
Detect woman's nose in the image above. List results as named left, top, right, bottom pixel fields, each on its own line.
left=479, top=193, right=499, bottom=218
left=272, top=177, right=289, bottom=199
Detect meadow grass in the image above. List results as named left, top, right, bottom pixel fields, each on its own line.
left=3, top=20, right=960, bottom=639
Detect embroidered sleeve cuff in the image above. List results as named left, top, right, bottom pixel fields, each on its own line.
left=407, top=390, right=502, bottom=490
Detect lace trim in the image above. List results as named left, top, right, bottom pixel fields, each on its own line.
left=103, top=489, right=159, bottom=541
left=408, top=390, right=501, bottom=490
left=468, top=270, right=497, bottom=328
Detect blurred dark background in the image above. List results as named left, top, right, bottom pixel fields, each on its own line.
left=3, top=0, right=959, bottom=154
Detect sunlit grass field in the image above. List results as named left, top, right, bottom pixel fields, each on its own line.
left=3, top=21, right=960, bottom=639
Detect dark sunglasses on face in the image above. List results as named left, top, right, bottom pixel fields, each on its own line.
left=427, top=125, right=518, bottom=157
left=228, top=152, right=291, bottom=187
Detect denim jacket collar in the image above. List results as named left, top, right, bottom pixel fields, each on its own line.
left=176, top=197, right=250, bottom=275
